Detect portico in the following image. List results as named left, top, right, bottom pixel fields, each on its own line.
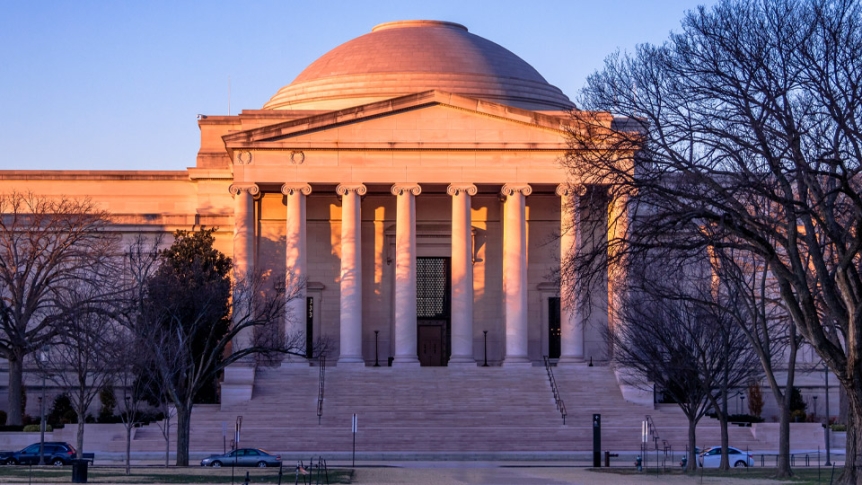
left=227, top=175, right=604, bottom=371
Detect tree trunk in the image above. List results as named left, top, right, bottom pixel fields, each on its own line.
left=719, top=392, right=729, bottom=470
left=776, top=403, right=792, bottom=477
left=125, top=424, right=131, bottom=475
left=7, top=355, right=24, bottom=426
left=76, top=412, right=85, bottom=459
left=165, top=412, right=171, bottom=468
left=837, top=388, right=862, bottom=485
left=687, top=416, right=698, bottom=472
left=175, top=405, right=191, bottom=466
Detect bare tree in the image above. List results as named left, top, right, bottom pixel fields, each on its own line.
left=564, top=1, right=862, bottom=481
left=711, top=247, right=801, bottom=471
left=135, top=228, right=307, bottom=466
left=106, top=320, right=161, bottom=476
left=612, top=259, right=758, bottom=471
left=35, top=295, right=120, bottom=459
left=0, top=192, right=114, bottom=425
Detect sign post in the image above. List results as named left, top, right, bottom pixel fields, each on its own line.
left=351, top=414, right=357, bottom=467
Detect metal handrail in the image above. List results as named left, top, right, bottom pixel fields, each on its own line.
left=645, top=414, right=661, bottom=450
left=543, top=355, right=567, bottom=424
left=316, top=354, right=326, bottom=424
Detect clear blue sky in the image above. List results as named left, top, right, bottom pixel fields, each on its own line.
left=0, top=1, right=711, bottom=171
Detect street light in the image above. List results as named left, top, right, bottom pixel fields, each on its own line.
left=813, top=395, right=818, bottom=418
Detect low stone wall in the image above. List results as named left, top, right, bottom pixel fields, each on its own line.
left=0, top=423, right=133, bottom=452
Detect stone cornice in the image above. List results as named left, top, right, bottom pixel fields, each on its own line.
left=222, top=90, right=581, bottom=147
left=0, top=170, right=189, bottom=181
left=223, top=142, right=569, bottom=151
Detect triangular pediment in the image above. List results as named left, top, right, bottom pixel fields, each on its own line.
left=222, top=91, right=577, bottom=151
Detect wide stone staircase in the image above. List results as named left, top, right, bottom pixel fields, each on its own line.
left=81, top=363, right=824, bottom=457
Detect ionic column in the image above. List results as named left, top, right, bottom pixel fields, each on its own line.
left=501, top=184, right=531, bottom=365
left=608, top=193, right=630, bottom=341
left=282, top=183, right=312, bottom=360
left=392, top=183, right=422, bottom=366
left=222, top=182, right=259, bottom=406
left=557, top=184, right=586, bottom=364
left=228, top=183, right=259, bottom=353
left=337, top=183, right=367, bottom=365
left=448, top=183, right=477, bottom=365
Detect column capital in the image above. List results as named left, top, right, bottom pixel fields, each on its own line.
left=391, top=183, right=422, bottom=197
left=228, top=183, right=260, bottom=197
left=447, top=183, right=477, bottom=196
left=501, top=184, right=532, bottom=197
left=281, top=183, right=312, bottom=196
left=555, top=183, right=587, bottom=197
left=336, top=183, right=367, bottom=196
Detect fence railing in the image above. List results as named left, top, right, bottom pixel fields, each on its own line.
left=316, top=354, right=326, bottom=424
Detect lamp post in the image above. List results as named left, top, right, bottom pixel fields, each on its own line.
left=374, top=330, right=380, bottom=367
left=482, top=331, right=488, bottom=367
left=38, top=347, right=49, bottom=466
left=741, top=396, right=746, bottom=415
left=813, top=395, right=818, bottom=418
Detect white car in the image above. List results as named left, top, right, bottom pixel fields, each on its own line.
left=698, top=446, right=755, bottom=468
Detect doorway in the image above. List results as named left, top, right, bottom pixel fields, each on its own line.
left=416, top=257, right=451, bottom=366
left=548, top=297, right=561, bottom=359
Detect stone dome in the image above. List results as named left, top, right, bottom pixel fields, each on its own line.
left=263, top=20, right=574, bottom=111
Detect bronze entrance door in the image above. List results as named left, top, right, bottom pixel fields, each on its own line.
left=416, top=257, right=451, bottom=366
left=418, top=324, right=444, bottom=366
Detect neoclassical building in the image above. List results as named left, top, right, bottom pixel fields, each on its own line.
left=1, top=20, right=622, bottom=406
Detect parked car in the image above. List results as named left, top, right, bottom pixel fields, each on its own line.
left=0, top=442, right=78, bottom=466
left=698, top=446, right=755, bottom=468
left=200, top=448, right=281, bottom=468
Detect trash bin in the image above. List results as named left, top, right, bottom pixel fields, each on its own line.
left=71, top=459, right=88, bottom=483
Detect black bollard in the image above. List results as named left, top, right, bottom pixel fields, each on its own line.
left=592, top=414, right=601, bottom=467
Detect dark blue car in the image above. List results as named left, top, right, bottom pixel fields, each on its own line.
left=0, top=442, right=77, bottom=466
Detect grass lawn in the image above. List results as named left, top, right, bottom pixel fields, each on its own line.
left=0, top=465, right=353, bottom=483
left=592, top=466, right=843, bottom=484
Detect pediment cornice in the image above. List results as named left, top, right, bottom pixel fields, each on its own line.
left=221, top=90, right=592, bottom=150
